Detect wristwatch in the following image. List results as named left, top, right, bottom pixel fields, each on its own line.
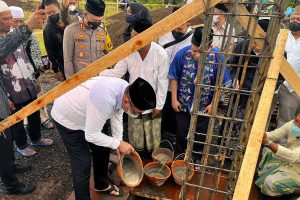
left=265, top=140, right=273, bottom=148
left=19, top=24, right=32, bottom=37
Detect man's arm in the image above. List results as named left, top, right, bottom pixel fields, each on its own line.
left=63, top=26, right=75, bottom=79
left=30, top=34, right=44, bottom=69
left=110, top=109, right=123, bottom=142
left=85, top=100, right=121, bottom=149
left=169, top=52, right=183, bottom=112
left=43, top=29, right=63, bottom=73
left=0, top=26, right=31, bottom=60
left=100, top=58, right=128, bottom=78
left=155, top=54, right=170, bottom=111
left=267, top=121, right=290, bottom=142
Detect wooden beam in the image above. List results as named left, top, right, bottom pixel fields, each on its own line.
left=280, top=59, right=300, bottom=97
left=235, top=4, right=300, bottom=97
left=232, top=29, right=289, bottom=200
left=235, top=5, right=266, bottom=48
left=0, top=0, right=223, bottom=132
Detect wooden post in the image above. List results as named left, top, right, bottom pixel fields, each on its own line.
left=279, top=59, right=300, bottom=97
left=232, top=29, right=289, bottom=200
left=0, top=0, right=223, bottom=132
left=235, top=5, right=300, bottom=97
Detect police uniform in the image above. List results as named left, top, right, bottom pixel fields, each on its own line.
left=63, top=20, right=113, bottom=79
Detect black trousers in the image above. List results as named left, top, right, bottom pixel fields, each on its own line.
left=54, top=121, right=91, bottom=200
left=0, top=125, right=19, bottom=191
left=161, top=92, right=176, bottom=135
left=88, top=142, right=111, bottom=190
left=11, top=98, right=41, bottom=149
left=175, top=112, right=209, bottom=160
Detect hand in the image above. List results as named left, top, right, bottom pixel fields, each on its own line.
left=26, top=5, right=47, bottom=30
left=118, top=141, right=134, bottom=155
left=56, top=71, right=65, bottom=81
left=35, top=82, right=42, bottom=93
left=172, top=99, right=181, bottom=112
left=62, top=0, right=70, bottom=7
left=152, top=109, right=161, bottom=118
left=204, top=104, right=213, bottom=114
left=8, top=100, right=16, bottom=112
left=262, top=133, right=269, bottom=145
left=233, top=79, right=240, bottom=90
left=116, top=149, right=121, bottom=160
left=79, top=61, right=90, bottom=67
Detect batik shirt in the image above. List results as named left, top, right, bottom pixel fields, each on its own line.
left=0, top=44, right=38, bottom=105
left=169, top=45, right=232, bottom=113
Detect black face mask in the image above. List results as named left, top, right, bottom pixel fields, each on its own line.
left=125, top=14, right=138, bottom=24
left=87, top=21, right=102, bottom=30
left=49, top=13, right=60, bottom=23
left=172, top=31, right=185, bottom=40
left=289, top=22, right=300, bottom=32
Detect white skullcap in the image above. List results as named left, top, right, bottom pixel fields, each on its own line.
left=0, top=1, right=10, bottom=13
left=9, top=6, right=24, bottom=19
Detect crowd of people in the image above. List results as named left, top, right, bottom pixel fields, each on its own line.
left=0, top=0, right=300, bottom=199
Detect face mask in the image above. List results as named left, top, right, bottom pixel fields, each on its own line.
left=49, top=13, right=60, bottom=23
left=172, top=31, right=185, bottom=40
left=126, top=110, right=139, bottom=118
left=68, top=5, right=77, bottom=12
left=213, top=15, right=220, bottom=24
left=289, top=22, right=300, bottom=32
left=125, top=14, right=138, bottom=24
left=87, top=21, right=102, bottom=30
left=291, top=122, right=300, bottom=137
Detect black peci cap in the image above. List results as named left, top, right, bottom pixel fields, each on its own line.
left=128, top=77, right=156, bottom=111
left=85, top=0, right=106, bottom=17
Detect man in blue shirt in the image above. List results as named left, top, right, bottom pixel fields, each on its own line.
left=169, top=28, right=232, bottom=158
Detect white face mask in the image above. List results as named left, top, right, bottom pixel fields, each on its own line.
left=126, top=110, right=139, bottom=118
left=213, top=15, right=220, bottom=24
left=68, top=5, right=77, bottom=12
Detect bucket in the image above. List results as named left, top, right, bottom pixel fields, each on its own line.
left=117, top=151, right=143, bottom=187
left=171, top=154, right=194, bottom=186
left=152, top=140, right=174, bottom=166
left=144, top=161, right=171, bottom=186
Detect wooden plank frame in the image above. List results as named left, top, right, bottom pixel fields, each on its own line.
left=232, top=29, right=289, bottom=200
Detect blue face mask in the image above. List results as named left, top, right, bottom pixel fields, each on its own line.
left=291, top=122, right=300, bottom=137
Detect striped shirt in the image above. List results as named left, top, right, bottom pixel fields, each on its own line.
left=0, top=25, right=31, bottom=60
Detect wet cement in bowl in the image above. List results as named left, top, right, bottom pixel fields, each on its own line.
left=155, top=153, right=172, bottom=163
left=145, top=165, right=169, bottom=178
left=122, top=156, right=142, bottom=186
left=174, top=165, right=193, bottom=178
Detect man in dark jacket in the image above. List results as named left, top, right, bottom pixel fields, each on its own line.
left=43, top=0, right=66, bottom=81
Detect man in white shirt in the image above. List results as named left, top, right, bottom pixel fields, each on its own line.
left=277, top=5, right=300, bottom=127
left=101, top=19, right=169, bottom=152
left=212, top=3, right=236, bottom=53
left=158, top=6, right=193, bottom=137
left=51, top=77, right=156, bottom=200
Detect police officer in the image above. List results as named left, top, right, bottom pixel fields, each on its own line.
left=63, top=0, right=113, bottom=79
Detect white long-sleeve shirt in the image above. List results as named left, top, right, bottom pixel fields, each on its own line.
left=158, top=28, right=193, bottom=63
left=283, top=32, right=300, bottom=93
left=51, top=76, right=128, bottom=149
left=100, top=42, right=169, bottom=113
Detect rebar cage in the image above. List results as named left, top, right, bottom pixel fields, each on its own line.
left=179, top=0, right=289, bottom=199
